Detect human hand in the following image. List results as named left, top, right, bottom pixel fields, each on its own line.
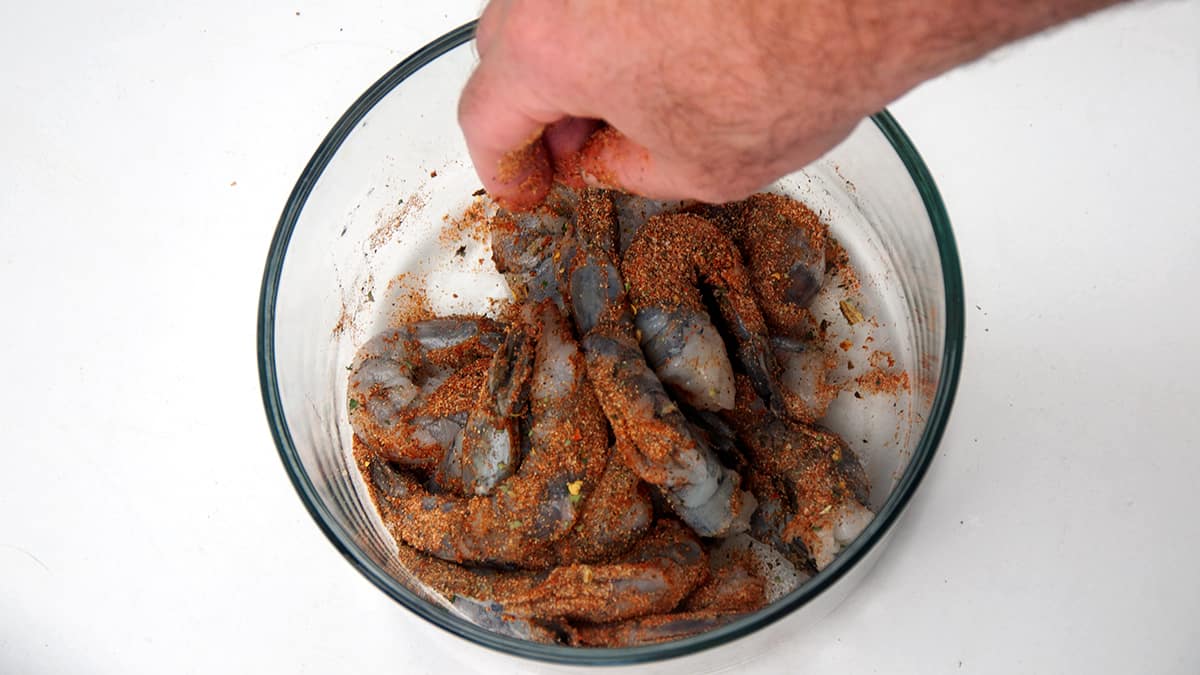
left=459, top=0, right=1118, bottom=210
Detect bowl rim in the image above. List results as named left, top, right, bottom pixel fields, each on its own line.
left=257, top=20, right=964, bottom=666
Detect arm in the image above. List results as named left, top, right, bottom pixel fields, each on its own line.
left=459, top=0, right=1121, bottom=209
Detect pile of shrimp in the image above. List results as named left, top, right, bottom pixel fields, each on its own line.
left=347, top=187, right=874, bottom=647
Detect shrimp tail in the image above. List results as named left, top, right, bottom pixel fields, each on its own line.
left=460, top=325, right=535, bottom=495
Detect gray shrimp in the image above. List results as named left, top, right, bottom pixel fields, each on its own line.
left=742, top=467, right=812, bottom=570
left=449, top=597, right=573, bottom=644
left=695, top=193, right=827, bottom=330
left=369, top=302, right=609, bottom=566
left=348, top=317, right=502, bottom=466
left=564, top=192, right=755, bottom=538
left=562, top=537, right=774, bottom=646
left=456, top=325, right=535, bottom=495
left=539, top=440, right=654, bottom=565
left=490, top=186, right=578, bottom=307
left=622, top=213, right=786, bottom=415
left=769, top=335, right=840, bottom=424
left=571, top=610, right=742, bottom=647
left=612, top=192, right=687, bottom=256
left=728, top=376, right=873, bottom=570
left=388, top=520, right=709, bottom=629
left=502, top=520, right=710, bottom=623
left=698, top=193, right=837, bottom=422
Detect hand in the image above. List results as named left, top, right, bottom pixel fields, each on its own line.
left=459, top=0, right=1118, bottom=210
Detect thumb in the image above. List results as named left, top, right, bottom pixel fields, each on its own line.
left=458, top=59, right=555, bottom=211
left=578, top=127, right=753, bottom=203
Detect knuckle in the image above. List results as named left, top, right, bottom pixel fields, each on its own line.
left=456, top=77, right=482, bottom=128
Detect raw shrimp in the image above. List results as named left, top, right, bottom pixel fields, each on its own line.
left=387, top=539, right=569, bottom=643
left=453, top=438, right=655, bottom=570
left=565, top=196, right=755, bottom=538
left=742, top=466, right=812, bottom=570
left=611, top=192, right=686, bottom=255
left=572, top=611, right=742, bottom=647
left=555, top=188, right=620, bottom=334
left=728, top=376, right=873, bottom=570
left=570, top=539, right=769, bottom=647
left=451, top=597, right=573, bottom=644
left=458, top=326, right=535, bottom=495
left=503, top=520, right=709, bottom=623
left=679, top=548, right=767, bottom=614
left=622, top=213, right=784, bottom=414
left=696, top=193, right=827, bottom=334
left=387, top=520, right=709, bottom=628
left=583, top=333, right=755, bottom=537
left=490, top=186, right=578, bottom=306
left=684, top=409, right=819, bottom=570
left=771, top=335, right=840, bottom=424
left=369, top=302, right=609, bottom=566
left=348, top=317, right=502, bottom=466
left=698, top=193, right=837, bottom=422
left=541, top=440, right=654, bottom=564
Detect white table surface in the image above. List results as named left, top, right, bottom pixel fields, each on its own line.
left=2, top=1, right=1198, bottom=673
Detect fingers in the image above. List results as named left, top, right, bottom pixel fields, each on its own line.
left=578, top=127, right=762, bottom=204
left=544, top=117, right=602, bottom=188
left=458, top=58, right=555, bottom=212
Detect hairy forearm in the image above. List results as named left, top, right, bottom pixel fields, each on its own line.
left=463, top=0, right=1127, bottom=207
left=862, top=0, right=1122, bottom=94
left=759, top=0, right=1124, bottom=116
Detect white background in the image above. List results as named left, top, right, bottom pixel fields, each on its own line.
left=2, top=1, right=1198, bottom=673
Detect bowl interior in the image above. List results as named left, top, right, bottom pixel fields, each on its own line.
left=259, top=21, right=963, bottom=665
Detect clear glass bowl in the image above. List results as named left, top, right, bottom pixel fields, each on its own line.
left=258, top=21, right=964, bottom=667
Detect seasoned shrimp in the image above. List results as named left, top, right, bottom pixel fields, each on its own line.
left=369, top=302, right=608, bottom=566
left=728, top=376, right=873, bottom=570
left=680, top=551, right=766, bottom=614
left=387, top=539, right=569, bottom=643
left=698, top=193, right=837, bottom=422
left=348, top=317, right=502, bottom=466
left=490, top=186, right=578, bottom=306
left=388, top=520, right=708, bottom=628
left=478, top=438, right=654, bottom=569
left=611, top=192, right=686, bottom=255
left=569, top=543, right=767, bottom=647
left=541, top=440, right=654, bottom=564
left=742, top=465, right=812, bottom=570
left=572, top=610, right=741, bottom=647
left=584, top=332, right=755, bottom=537
left=555, top=188, right=620, bottom=334
left=622, top=213, right=784, bottom=414
left=458, top=326, right=535, bottom=495
left=503, top=520, right=709, bottom=623
left=451, top=597, right=573, bottom=644
left=696, top=193, right=827, bottom=334
left=771, top=335, right=840, bottom=424
left=564, top=197, right=755, bottom=538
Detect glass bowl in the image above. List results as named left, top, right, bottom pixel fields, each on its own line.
left=258, top=21, right=963, bottom=667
